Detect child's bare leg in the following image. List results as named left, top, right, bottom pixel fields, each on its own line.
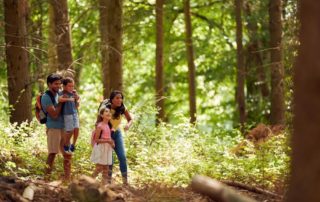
left=72, top=128, right=79, bottom=145
left=92, top=164, right=102, bottom=178
left=64, top=131, right=72, bottom=146
left=101, top=165, right=109, bottom=185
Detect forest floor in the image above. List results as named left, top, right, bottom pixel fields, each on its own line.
left=0, top=175, right=283, bottom=202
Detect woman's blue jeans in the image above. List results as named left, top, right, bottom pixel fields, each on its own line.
left=109, top=129, right=127, bottom=177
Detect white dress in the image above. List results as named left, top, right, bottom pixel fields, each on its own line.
left=90, top=143, right=113, bottom=165
left=90, top=122, right=113, bottom=165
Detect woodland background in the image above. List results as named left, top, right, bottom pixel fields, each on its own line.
left=0, top=0, right=307, bottom=201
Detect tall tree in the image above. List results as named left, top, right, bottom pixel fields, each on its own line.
left=108, top=0, right=123, bottom=93
left=287, top=1, right=320, bottom=201
left=245, top=2, right=269, bottom=98
left=269, top=0, right=285, bottom=125
left=99, top=0, right=111, bottom=98
left=4, top=0, right=32, bottom=124
left=49, top=0, right=74, bottom=75
left=48, top=2, right=58, bottom=74
left=155, top=0, right=165, bottom=123
left=30, top=0, right=45, bottom=92
left=183, top=0, right=196, bottom=124
left=235, top=0, right=246, bottom=130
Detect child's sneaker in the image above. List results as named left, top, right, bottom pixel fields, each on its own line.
left=70, top=144, right=76, bottom=152
left=64, top=145, right=72, bottom=155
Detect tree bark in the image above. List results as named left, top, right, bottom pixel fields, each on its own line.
left=4, top=0, right=32, bottom=124
left=287, top=1, right=320, bottom=201
left=155, top=0, right=165, bottom=124
left=30, top=0, right=45, bottom=92
left=235, top=0, right=246, bottom=131
left=109, top=0, right=123, bottom=94
left=245, top=3, right=269, bottom=98
left=184, top=0, right=197, bottom=124
left=48, top=2, right=58, bottom=74
left=49, top=0, right=74, bottom=74
left=269, top=0, right=285, bottom=125
left=99, top=0, right=111, bottom=98
left=191, top=175, right=256, bottom=202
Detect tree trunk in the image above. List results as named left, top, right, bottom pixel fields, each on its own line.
left=235, top=0, right=246, bottom=131
left=30, top=0, right=45, bottom=92
left=108, top=0, right=123, bottom=94
left=4, top=0, right=32, bottom=124
left=99, top=0, right=111, bottom=98
left=245, top=3, right=269, bottom=98
left=49, top=0, right=74, bottom=75
left=48, top=2, right=58, bottom=74
left=183, top=0, right=197, bottom=124
left=287, top=1, right=320, bottom=201
left=269, top=0, right=285, bottom=125
left=155, top=0, right=165, bottom=124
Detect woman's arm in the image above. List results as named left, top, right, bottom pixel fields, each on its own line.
left=124, top=110, right=133, bottom=131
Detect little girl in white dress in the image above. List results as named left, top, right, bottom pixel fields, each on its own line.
left=91, top=108, right=115, bottom=184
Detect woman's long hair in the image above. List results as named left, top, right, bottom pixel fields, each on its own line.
left=109, top=90, right=126, bottom=119
left=96, top=108, right=112, bottom=129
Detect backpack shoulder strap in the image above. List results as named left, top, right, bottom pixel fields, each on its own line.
left=45, top=90, right=56, bottom=105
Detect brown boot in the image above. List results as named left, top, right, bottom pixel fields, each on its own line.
left=44, top=153, right=56, bottom=180
left=63, top=154, right=72, bottom=182
left=122, top=176, right=128, bottom=185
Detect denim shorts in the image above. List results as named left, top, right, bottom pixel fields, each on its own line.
left=64, top=113, right=79, bottom=132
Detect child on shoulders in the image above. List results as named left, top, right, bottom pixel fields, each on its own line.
left=59, top=77, right=80, bottom=154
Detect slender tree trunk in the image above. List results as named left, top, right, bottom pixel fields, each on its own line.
left=74, top=51, right=84, bottom=88
left=107, top=0, right=123, bottom=93
left=30, top=0, right=45, bottom=92
left=99, top=0, right=111, bottom=98
left=4, top=0, right=32, bottom=124
left=254, top=43, right=269, bottom=98
left=287, top=1, right=320, bottom=201
left=155, top=0, right=165, bottom=124
left=269, top=0, right=285, bottom=125
left=245, top=3, right=269, bottom=98
left=48, top=3, right=58, bottom=74
left=49, top=0, right=73, bottom=75
left=235, top=0, right=246, bottom=130
left=183, top=0, right=197, bottom=124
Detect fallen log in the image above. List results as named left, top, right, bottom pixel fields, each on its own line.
left=191, top=175, right=257, bottom=202
left=70, top=175, right=124, bottom=202
left=221, top=180, right=282, bottom=199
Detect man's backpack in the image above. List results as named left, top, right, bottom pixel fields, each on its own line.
left=35, top=91, right=55, bottom=124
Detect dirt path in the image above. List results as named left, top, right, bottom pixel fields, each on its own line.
left=0, top=176, right=282, bottom=202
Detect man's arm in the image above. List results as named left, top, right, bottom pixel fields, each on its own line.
left=46, top=103, right=63, bottom=119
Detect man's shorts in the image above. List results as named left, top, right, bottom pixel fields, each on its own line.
left=64, top=113, right=79, bottom=132
left=46, top=128, right=64, bottom=154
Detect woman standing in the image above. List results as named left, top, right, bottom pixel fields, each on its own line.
left=98, top=90, right=133, bottom=185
